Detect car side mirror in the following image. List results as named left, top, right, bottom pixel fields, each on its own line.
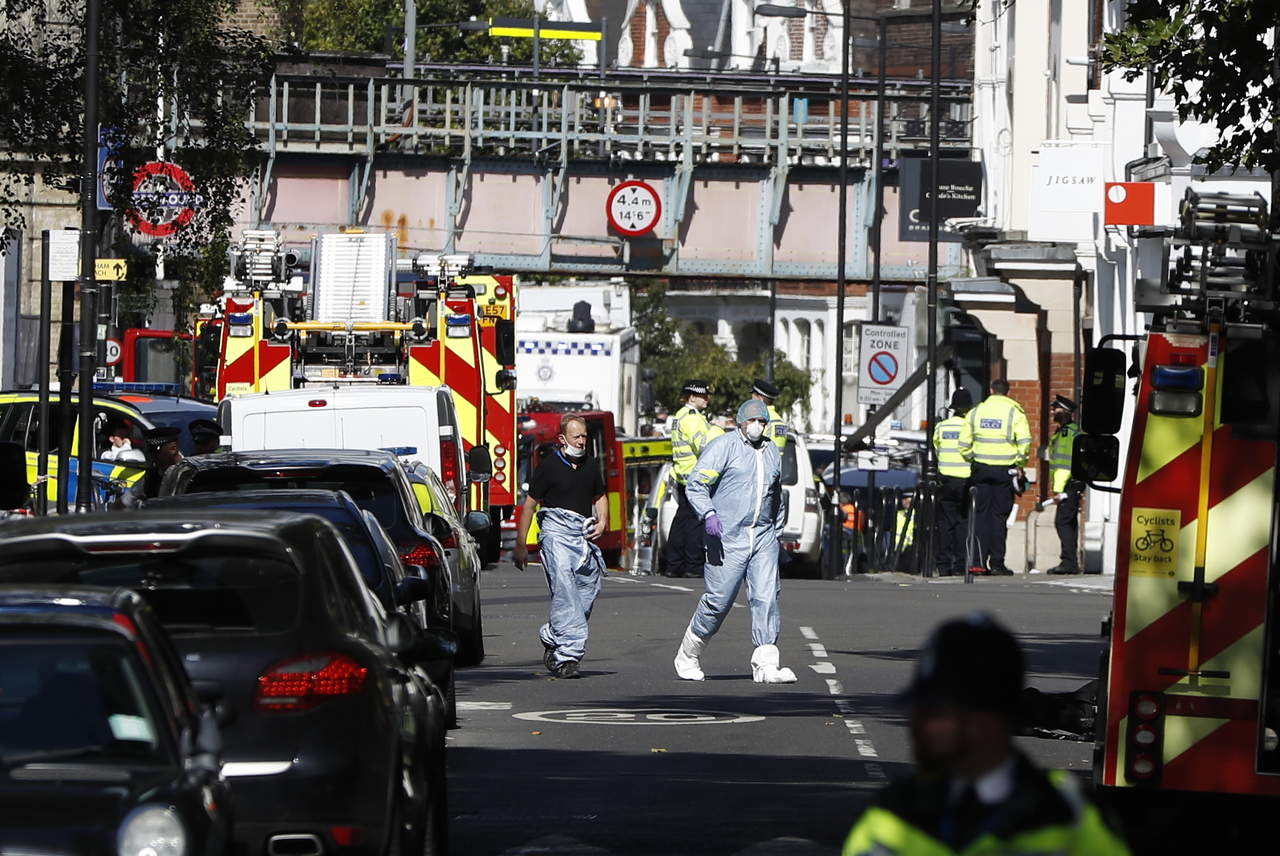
left=1071, top=434, right=1120, bottom=484
left=394, top=575, right=433, bottom=606
left=496, top=369, right=517, bottom=391
left=464, top=510, right=491, bottom=536
left=386, top=613, right=458, bottom=663
left=495, top=319, right=516, bottom=365
left=417, top=627, right=459, bottom=661
left=467, top=445, right=493, bottom=484
left=192, top=680, right=235, bottom=728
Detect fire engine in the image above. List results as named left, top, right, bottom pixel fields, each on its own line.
left=1077, top=189, right=1280, bottom=803
left=205, top=230, right=513, bottom=533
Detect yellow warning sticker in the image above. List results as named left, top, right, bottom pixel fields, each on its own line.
left=1130, top=507, right=1180, bottom=577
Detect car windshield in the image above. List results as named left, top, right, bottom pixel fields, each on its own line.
left=184, top=466, right=404, bottom=529
left=0, top=636, right=169, bottom=767
left=0, top=552, right=299, bottom=633
left=780, top=439, right=798, bottom=486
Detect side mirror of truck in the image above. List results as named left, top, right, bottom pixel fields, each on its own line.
left=1081, top=347, right=1127, bottom=435
left=495, top=319, right=516, bottom=366
left=467, top=444, right=493, bottom=484
left=1071, top=434, right=1120, bottom=484
left=496, top=369, right=517, bottom=391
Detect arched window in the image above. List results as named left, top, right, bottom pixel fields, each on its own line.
left=794, top=320, right=811, bottom=372
left=812, top=320, right=825, bottom=371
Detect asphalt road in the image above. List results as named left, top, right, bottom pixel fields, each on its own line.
left=447, top=565, right=1116, bottom=855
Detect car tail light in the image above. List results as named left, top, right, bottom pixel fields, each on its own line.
left=804, top=488, right=819, bottom=514
left=255, top=653, right=368, bottom=712
left=438, top=437, right=464, bottom=514
left=400, top=540, right=443, bottom=570
left=1125, top=692, right=1164, bottom=784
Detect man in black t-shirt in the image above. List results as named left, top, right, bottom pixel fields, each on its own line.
left=514, top=414, right=608, bottom=679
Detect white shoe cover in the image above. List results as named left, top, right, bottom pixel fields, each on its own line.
left=674, top=627, right=707, bottom=680
left=751, top=644, right=798, bottom=684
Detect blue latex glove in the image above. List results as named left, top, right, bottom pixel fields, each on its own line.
left=704, top=513, right=724, bottom=538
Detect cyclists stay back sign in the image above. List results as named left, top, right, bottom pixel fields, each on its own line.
left=1130, top=507, right=1179, bottom=578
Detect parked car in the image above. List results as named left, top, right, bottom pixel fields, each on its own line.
left=94, top=382, right=220, bottom=455
left=143, top=488, right=460, bottom=724
left=404, top=459, right=490, bottom=666
left=0, top=584, right=232, bottom=855
left=0, top=510, right=451, bottom=856
left=633, top=433, right=824, bottom=576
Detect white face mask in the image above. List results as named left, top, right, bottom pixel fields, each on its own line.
left=563, top=443, right=586, bottom=459
left=744, top=422, right=765, bottom=441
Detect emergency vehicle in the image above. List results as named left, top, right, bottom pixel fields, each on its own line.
left=1078, top=189, right=1280, bottom=800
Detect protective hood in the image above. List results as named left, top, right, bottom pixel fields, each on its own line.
left=736, top=399, right=770, bottom=425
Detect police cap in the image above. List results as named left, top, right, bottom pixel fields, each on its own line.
left=144, top=426, right=181, bottom=448
left=751, top=378, right=779, bottom=400
left=1052, top=394, right=1077, bottom=413
left=188, top=418, right=222, bottom=439
left=898, top=613, right=1025, bottom=716
left=682, top=379, right=710, bottom=396
left=949, top=388, right=974, bottom=412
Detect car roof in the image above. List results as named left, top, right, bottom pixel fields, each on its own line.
left=114, top=394, right=217, bottom=414
left=228, top=386, right=445, bottom=401
left=178, top=449, right=402, bottom=472
left=0, top=584, right=137, bottom=613
left=0, top=389, right=147, bottom=417
left=0, top=508, right=315, bottom=541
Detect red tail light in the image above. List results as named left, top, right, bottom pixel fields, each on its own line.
left=400, top=540, right=442, bottom=569
left=255, top=653, right=369, bottom=712
left=1125, top=691, right=1164, bottom=784
left=439, top=436, right=463, bottom=513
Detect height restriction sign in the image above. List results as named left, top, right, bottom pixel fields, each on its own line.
left=857, top=324, right=910, bottom=407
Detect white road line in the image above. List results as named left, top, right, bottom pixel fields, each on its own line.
left=652, top=583, right=695, bottom=592
left=809, top=662, right=836, bottom=674
left=844, top=720, right=865, bottom=734
left=800, top=626, right=819, bottom=640
left=608, top=576, right=640, bottom=583
left=805, top=626, right=884, bottom=769
left=825, top=678, right=843, bottom=695
left=807, top=643, right=828, bottom=658
left=458, top=701, right=513, bottom=711
left=865, top=763, right=887, bottom=780
left=854, top=739, right=879, bottom=757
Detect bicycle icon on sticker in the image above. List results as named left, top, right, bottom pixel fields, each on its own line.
left=1135, top=528, right=1174, bottom=553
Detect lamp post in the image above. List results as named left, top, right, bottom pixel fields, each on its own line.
left=756, top=3, right=881, bottom=579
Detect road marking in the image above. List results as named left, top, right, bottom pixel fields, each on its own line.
left=608, top=576, right=641, bottom=583
left=807, top=643, right=828, bottom=657
left=805, top=627, right=884, bottom=768
left=459, top=701, right=512, bottom=711
left=825, top=679, right=843, bottom=695
left=809, top=662, right=836, bottom=674
left=800, top=626, right=819, bottom=640
left=855, top=739, right=879, bottom=757
left=844, top=720, right=865, bottom=734
left=865, top=762, right=887, bottom=780
left=515, top=708, right=765, bottom=725
left=652, top=583, right=695, bottom=592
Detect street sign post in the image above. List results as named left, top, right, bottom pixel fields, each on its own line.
left=44, top=229, right=81, bottom=282
left=857, top=323, right=910, bottom=407
left=94, top=258, right=127, bottom=281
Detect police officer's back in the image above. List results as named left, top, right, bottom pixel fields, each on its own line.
left=966, top=380, right=1030, bottom=574
left=843, top=615, right=1130, bottom=855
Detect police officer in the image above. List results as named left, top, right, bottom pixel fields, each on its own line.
left=188, top=418, right=223, bottom=455
left=140, top=426, right=183, bottom=498
left=1047, top=394, right=1082, bottom=575
left=843, top=614, right=1131, bottom=855
left=751, top=378, right=788, bottom=450
left=665, top=380, right=724, bottom=578
left=967, top=379, right=1030, bottom=575
left=894, top=493, right=916, bottom=571
left=933, top=389, right=974, bottom=576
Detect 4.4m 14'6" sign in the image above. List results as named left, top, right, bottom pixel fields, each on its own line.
left=606, top=180, right=661, bottom=237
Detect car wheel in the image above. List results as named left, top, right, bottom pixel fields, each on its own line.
left=420, top=748, right=449, bottom=856
left=457, top=589, right=485, bottom=667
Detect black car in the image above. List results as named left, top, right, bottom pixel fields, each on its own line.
left=0, top=511, right=452, bottom=856
left=0, top=584, right=231, bottom=854
left=145, top=488, right=459, bottom=726
left=159, top=449, right=472, bottom=642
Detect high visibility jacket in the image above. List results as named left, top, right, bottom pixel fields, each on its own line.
left=967, top=394, right=1031, bottom=467
left=1049, top=421, right=1080, bottom=493
left=764, top=404, right=788, bottom=450
left=933, top=414, right=974, bottom=478
left=843, top=754, right=1131, bottom=856
left=671, top=404, right=724, bottom=484
left=895, top=509, right=915, bottom=548
left=841, top=502, right=865, bottom=532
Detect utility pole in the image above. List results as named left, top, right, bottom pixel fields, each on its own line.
left=76, top=0, right=101, bottom=512
left=922, top=0, right=942, bottom=574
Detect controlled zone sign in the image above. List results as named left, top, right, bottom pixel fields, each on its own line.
left=129, top=161, right=201, bottom=237
left=606, top=180, right=662, bottom=237
left=857, top=324, right=910, bottom=407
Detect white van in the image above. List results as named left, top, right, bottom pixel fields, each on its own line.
left=218, top=386, right=472, bottom=508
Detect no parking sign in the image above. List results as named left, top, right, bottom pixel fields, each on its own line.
left=857, top=324, right=910, bottom=407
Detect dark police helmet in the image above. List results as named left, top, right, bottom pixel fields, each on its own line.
left=899, top=613, right=1025, bottom=717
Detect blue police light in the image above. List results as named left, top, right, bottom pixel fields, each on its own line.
left=376, top=373, right=405, bottom=385
left=227, top=313, right=254, bottom=325
left=93, top=381, right=182, bottom=396
left=445, top=314, right=473, bottom=339
left=380, top=446, right=418, bottom=457
left=1152, top=364, right=1203, bottom=390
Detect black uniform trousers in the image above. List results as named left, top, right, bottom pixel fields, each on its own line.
left=1055, top=482, right=1081, bottom=571
left=935, top=475, right=970, bottom=575
left=971, top=463, right=1015, bottom=570
left=664, top=483, right=705, bottom=578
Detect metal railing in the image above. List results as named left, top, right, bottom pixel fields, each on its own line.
left=246, top=65, right=973, bottom=165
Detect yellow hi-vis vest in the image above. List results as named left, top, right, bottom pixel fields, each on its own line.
left=933, top=414, right=973, bottom=478
left=671, top=404, right=723, bottom=484
left=1049, top=421, right=1080, bottom=493
left=765, top=404, right=788, bottom=451
left=895, top=509, right=915, bottom=548
left=967, top=394, right=1031, bottom=467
